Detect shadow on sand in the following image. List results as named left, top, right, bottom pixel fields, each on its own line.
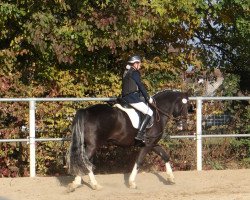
left=123, top=172, right=173, bottom=188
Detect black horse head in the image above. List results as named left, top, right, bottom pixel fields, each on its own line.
left=152, top=90, right=190, bottom=130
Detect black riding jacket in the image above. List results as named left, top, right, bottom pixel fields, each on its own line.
left=122, top=68, right=150, bottom=103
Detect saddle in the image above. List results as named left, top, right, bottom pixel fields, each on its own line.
left=114, top=98, right=153, bottom=129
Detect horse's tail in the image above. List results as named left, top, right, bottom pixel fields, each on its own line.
left=67, top=110, right=93, bottom=175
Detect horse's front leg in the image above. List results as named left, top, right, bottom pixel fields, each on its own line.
left=129, top=146, right=152, bottom=189
left=153, top=145, right=175, bottom=184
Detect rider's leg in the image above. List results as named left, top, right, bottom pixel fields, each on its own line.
left=130, top=102, right=153, bottom=142
left=135, top=114, right=151, bottom=141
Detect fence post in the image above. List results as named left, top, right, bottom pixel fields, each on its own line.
left=196, top=98, right=203, bottom=171
left=29, top=100, right=36, bottom=177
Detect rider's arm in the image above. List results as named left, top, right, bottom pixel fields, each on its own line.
left=131, top=71, right=150, bottom=102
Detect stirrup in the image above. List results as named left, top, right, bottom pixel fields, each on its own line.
left=135, top=135, right=145, bottom=143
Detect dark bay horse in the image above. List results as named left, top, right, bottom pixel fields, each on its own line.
left=67, top=90, right=190, bottom=191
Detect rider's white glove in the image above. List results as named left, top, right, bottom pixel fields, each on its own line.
left=149, top=97, right=153, bottom=104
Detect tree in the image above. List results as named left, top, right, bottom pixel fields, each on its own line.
left=0, top=0, right=249, bottom=176
left=193, top=0, right=250, bottom=92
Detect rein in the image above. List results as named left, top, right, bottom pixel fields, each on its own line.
left=150, top=102, right=170, bottom=122
left=150, top=98, right=186, bottom=122
left=150, top=98, right=174, bottom=123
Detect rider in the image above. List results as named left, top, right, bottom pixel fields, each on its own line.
left=121, top=55, right=153, bottom=143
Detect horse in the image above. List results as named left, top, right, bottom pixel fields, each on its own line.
left=67, top=90, right=190, bottom=191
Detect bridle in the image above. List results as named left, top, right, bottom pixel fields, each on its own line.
left=150, top=97, right=188, bottom=123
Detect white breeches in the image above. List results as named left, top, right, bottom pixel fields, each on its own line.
left=130, top=102, right=153, bottom=116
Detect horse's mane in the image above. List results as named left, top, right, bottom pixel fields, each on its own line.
left=153, top=89, right=182, bottom=98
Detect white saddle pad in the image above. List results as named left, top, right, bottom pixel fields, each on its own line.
left=114, top=104, right=140, bottom=129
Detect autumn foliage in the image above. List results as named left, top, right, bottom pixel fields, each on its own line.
left=0, top=0, right=249, bottom=176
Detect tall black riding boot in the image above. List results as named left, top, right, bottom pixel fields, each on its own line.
left=135, top=114, right=151, bottom=142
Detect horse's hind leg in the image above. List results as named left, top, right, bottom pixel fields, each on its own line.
left=153, top=145, right=175, bottom=184
left=68, top=144, right=102, bottom=191
left=67, top=175, right=82, bottom=192
left=86, top=144, right=102, bottom=190
left=88, top=169, right=102, bottom=190
left=68, top=170, right=102, bottom=191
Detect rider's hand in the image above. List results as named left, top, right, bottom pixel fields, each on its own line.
left=149, top=97, right=153, bottom=104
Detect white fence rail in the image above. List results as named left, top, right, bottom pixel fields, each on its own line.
left=0, top=96, right=249, bottom=177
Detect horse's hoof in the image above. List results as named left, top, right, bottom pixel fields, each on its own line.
left=167, top=177, right=175, bottom=184
left=129, top=182, right=137, bottom=189
left=92, top=184, right=103, bottom=190
left=67, top=183, right=80, bottom=193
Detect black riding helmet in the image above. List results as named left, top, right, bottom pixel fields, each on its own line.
left=128, top=55, right=141, bottom=63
